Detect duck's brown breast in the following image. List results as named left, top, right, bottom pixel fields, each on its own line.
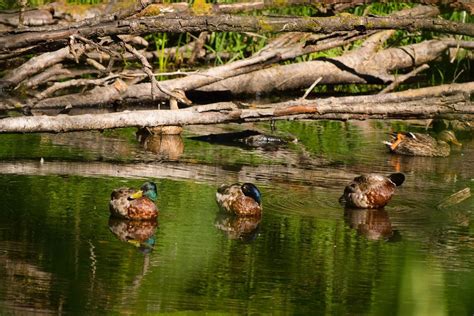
left=128, top=198, right=158, bottom=220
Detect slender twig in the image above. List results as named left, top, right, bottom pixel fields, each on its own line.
left=301, top=77, right=322, bottom=99
left=35, top=75, right=118, bottom=100
left=121, top=42, right=158, bottom=102
left=18, top=0, right=27, bottom=27
left=378, top=64, right=430, bottom=94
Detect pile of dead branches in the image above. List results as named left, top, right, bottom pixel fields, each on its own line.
left=0, top=1, right=473, bottom=133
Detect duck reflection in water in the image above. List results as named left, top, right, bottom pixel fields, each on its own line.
left=344, top=208, right=400, bottom=241
left=215, top=213, right=261, bottom=242
left=136, top=128, right=184, bottom=161
left=215, top=183, right=262, bottom=241
left=108, top=217, right=157, bottom=253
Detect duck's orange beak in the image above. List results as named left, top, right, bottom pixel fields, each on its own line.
left=390, top=133, right=405, bottom=151
left=451, top=139, right=463, bottom=147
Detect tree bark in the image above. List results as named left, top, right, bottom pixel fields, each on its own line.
left=2, top=12, right=473, bottom=53
left=10, top=26, right=452, bottom=111
left=199, top=38, right=449, bottom=95
left=0, top=83, right=472, bottom=133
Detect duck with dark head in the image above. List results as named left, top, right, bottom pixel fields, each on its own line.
left=216, top=183, right=262, bottom=217
left=109, top=181, right=159, bottom=221
left=384, top=131, right=462, bottom=157
left=340, top=173, right=405, bottom=209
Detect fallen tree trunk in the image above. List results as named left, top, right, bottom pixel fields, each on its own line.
left=0, top=5, right=441, bottom=110
left=199, top=37, right=449, bottom=95
left=31, top=35, right=452, bottom=109
left=1, top=82, right=472, bottom=133
left=11, top=27, right=451, bottom=110
left=2, top=12, right=473, bottom=53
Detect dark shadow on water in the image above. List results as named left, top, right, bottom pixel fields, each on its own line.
left=108, top=216, right=158, bottom=254
left=344, top=208, right=401, bottom=242
left=214, top=212, right=261, bottom=242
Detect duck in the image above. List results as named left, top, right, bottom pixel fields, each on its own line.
left=216, top=183, right=262, bottom=217
left=109, top=182, right=158, bottom=220
left=340, top=173, right=405, bottom=209
left=384, top=130, right=461, bottom=157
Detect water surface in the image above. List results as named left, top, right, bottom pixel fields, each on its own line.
left=0, top=120, right=473, bottom=315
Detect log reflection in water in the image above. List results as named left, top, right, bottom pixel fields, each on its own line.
left=108, top=217, right=157, bottom=253
left=42, top=132, right=134, bottom=158
left=0, top=242, right=55, bottom=313
left=214, top=213, right=261, bottom=242
left=0, top=159, right=358, bottom=188
left=136, top=129, right=184, bottom=161
left=344, top=208, right=399, bottom=241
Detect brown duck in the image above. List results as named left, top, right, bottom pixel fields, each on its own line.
left=340, top=173, right=405, bottom=209
left=109, top=182, right=158, bottom=221
left=384, top=130, right=461, bottom=157
left=216, top=183, right=262, bottom=217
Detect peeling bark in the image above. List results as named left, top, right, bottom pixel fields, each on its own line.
left=0, top=83, right=472, bottom=133
left=2, top=11, right=473, bottom=53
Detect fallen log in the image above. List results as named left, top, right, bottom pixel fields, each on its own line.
left=16, top=30, right=452, bottom=111
left=2, top=11, right=473, bottom=53
left=199, top=37, right=449, bottom=95
left=0, top=83, right=472, bottom=133
left=0, top=5, right=439, bottom=109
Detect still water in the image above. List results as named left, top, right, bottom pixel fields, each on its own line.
left=0, top=120, right=473, bottom=315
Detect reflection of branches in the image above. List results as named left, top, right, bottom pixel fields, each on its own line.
left=107, top=217, right=156, bottom=304
left=130, top=254, right=150, bottom=294
left=88, top=240, right=97, bottom=294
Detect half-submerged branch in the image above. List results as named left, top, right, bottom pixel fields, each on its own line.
left=1, top=82, right=472, bottom=133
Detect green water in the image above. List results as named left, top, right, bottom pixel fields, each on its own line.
left=0, top=120, right=473, bottom=315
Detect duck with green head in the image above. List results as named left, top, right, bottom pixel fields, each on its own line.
left=384, top=130, right=462, bottom=157
left=109, top=181, right=158, bottom=220
left=216, top=183, right=262, bottom=217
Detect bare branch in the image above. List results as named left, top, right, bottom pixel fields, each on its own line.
left=3, top=7, right=473, bottom=53
left=35, top=75, right=118, bottom=100
left=1, top=82, right=472, bottom=133
left=378, top=64, right=430, bottom=94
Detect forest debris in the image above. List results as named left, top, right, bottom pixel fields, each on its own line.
left=3, top=44, right=85, bottom=87
left=0, top=9, right=53, bottom=27
left=437, top=188, right=472, bottom=209
left=2, top=10, right=473, bottom=53
left=23, top=64, right=71, bottom=89
left=35, top=75, right=118, bottom=100
left=379, top=64, right=430, bottom=94
left=199, top=39, right=450, bottom=96
left=0, top=87, right=472, bottom=133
